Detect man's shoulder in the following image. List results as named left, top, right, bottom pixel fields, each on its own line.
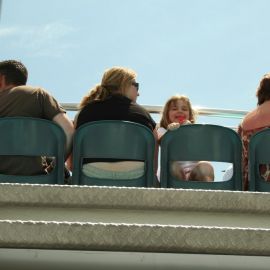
left=13, top=85, right=47, bottom=93
left=10, top=85, right=50, bottom=97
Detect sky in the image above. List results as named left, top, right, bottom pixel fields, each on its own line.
left=2, top=0, right=270, bottom=179
left=1, top=0, right=270, bottom=126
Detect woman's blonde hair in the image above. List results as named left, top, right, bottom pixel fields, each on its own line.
left=159, top=95, right=197, bottom=129
left=80, top=66, right=136, bottom=108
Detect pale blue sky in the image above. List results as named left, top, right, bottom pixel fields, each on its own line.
left=2, top=0, right=269, bottom=178
left=1, top=0, right=270, bottom=123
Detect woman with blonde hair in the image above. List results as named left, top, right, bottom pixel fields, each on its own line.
left=73, top=66, right=157, bottom=181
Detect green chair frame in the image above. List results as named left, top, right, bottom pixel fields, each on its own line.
left=72, top=120, right=156, bottom=187
left=0, top=117, right=66, bottom=184
left=160, top=124, right=242, bottom=190
left=249, top=128, right=270, bottom=191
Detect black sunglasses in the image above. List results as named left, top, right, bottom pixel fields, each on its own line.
left=131, top=82, right=139, bottom=91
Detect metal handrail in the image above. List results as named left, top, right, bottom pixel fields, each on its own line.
left=61, top=103, right=248, bottom=119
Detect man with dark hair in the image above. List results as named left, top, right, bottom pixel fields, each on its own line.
left=0, top=59, right=74, bottom=176
left=0, top=60, right=28, bottom=85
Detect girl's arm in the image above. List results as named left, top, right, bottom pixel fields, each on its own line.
left=157, top=127, right=167, bottom=144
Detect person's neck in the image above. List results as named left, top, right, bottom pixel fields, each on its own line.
left=259, top=100, right=270, bottom=107
left=0, top=83, right=17, bottom=92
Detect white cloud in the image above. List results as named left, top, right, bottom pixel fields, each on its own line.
left=0, top=26, right=18, bottom=37
left=1, top=22, right=78, bottom=58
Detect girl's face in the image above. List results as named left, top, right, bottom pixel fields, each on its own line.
left=168, top=99, right=190, bottom=124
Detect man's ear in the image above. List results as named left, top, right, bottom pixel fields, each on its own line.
left=0, top=74, right=4, bottom=88
left=0, top=74, right=7, bottom=89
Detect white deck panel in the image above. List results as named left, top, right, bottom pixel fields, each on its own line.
left=0, top=183, right=269, bottom=268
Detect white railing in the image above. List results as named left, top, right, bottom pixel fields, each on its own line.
left=61, top=103, right=248, bottom=119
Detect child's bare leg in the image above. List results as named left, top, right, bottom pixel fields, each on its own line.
left=170, top=161, right=186, bottom=180
left=189, top=161, right=214, bottom=182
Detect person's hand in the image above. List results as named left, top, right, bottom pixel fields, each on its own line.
left=168, top=122, right=180, bottom=130
left=182, top=119, right=191, bottom=125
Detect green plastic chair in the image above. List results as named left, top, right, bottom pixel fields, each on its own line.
left=0, top=117, right=66, bottom=184
left=72, top=120, right=156, bottom=187
left=249, top=128, right=270, bottom=192
left=160, top=124, right=242, bottom=190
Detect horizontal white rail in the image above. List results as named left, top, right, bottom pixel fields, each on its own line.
left=61, top=103, right=248, bottom=119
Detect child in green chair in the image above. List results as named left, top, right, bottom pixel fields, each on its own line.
left=158, top=95, right=214, bottom=181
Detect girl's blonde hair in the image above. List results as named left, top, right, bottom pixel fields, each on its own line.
left=160, top=95, right=197, bottom=129
left=80, top=66, right=136, bottom=108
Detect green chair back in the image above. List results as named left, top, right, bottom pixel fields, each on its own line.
left=160, top=124, right=242, bottom=190
left=249, top=128, right=270, bottom=191
left=0, top=117, right=65, bottom=184
left=72, top=120, right=156, bottom=187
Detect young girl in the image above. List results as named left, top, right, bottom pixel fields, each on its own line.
left=158, top=95, right=214, bottom=181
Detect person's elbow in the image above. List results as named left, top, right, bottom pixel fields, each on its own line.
left=53, top=113, right=75, bottom=157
